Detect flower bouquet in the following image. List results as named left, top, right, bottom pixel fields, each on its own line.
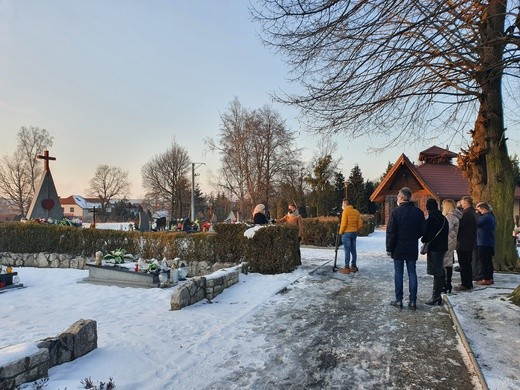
left=103, top=248, right=134, bottom=264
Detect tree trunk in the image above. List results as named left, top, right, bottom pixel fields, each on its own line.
left=510, top=285, right=520, bottom=306
left=460, top=83, right=516, bottom=271
left=459, top=0, right=517, bottom=271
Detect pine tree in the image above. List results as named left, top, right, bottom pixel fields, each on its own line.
left=346, top=164, right=367, bottom=213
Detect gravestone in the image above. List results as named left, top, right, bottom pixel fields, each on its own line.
left=0, top=272, right=23, bottom=292
left=26, top=150, right=64, bottom=220
left=139, top=211, right=150, bottom=232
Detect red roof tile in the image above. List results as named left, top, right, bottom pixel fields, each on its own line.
left=418, top=146, right=458, bottom=161
left=59, top=196, right=75, bottom=205
left=416, top=163, right=470, bottom=199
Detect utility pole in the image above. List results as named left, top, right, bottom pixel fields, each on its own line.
left=191, top=162, right=205, bottom=221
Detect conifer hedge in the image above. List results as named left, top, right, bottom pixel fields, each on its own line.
left=0, top=215, right=376, bottom=274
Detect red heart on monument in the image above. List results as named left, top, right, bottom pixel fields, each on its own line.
left=42, top=199, right=55, bottom=211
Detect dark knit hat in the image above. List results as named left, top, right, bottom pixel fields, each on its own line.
left=426, top=198, right=438, bottom=211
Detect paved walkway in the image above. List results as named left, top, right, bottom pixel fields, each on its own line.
left=206, top=257, right=481, bottom=389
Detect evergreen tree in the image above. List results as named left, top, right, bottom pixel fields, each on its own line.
left=346, top=164, right=367, bottom=213
left=329, top=171, right=346, bottom=216
left=364, top=180, right=378, bottom=214
left=305, top=155, right=335, bottom=217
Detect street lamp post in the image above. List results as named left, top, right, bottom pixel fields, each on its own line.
left=191, top=162, right=205, bottom=222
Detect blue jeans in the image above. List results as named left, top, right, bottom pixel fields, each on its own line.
left=393, top=260, right=417, bottom=302
left=342, top=232, right=357, bottom=268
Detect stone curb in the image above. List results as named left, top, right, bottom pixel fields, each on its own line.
left=443, top=295, right=489, bottom=390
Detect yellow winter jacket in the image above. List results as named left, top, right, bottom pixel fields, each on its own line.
left=339, top=205, right=363, bottom=234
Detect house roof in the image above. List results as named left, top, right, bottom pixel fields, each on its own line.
left=371, top=146, right=520, bottom=202
left=59, top=195, right=102, bottom=209
left=418, top=146, right=458, bottom=161
left=370, top=153, right=435, bottom=202
left=415, top=163, right=470, bottom=198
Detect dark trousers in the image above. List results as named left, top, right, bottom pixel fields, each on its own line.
left=444, top=267, right=453, bottom=293
left=471, top=248, right=482, bottom=280
left=457, top=250, right=474, bottom=289
left=477, top=246, right=494, bottom=281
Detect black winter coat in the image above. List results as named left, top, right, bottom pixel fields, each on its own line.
left=422, top=209, right=449, bottom=252
left=253, top=213, right=269, bottom=225
left=456, top=207, right=477, bottom=251
left=386, top=202, right=426, bottom=261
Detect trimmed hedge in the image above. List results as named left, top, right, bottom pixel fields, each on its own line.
left=301, top=214, right=375, bottom=247
left=0, top=215, right=376, bottom=273
left=246, top=224, right=300, bottom=274
left=0, top=222, right=139, bottom=256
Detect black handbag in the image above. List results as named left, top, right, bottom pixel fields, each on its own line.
left=420, top=218, right=445, bottom=255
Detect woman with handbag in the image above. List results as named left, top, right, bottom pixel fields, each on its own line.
left=421, top=199, right=449, bottom=305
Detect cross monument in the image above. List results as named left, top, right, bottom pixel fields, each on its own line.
left=26, top=150, right=64, bottom=220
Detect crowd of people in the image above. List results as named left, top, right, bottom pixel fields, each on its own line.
left=252, top=188, right=497, bottom=311
left=386, top=187, right=496, bottom=310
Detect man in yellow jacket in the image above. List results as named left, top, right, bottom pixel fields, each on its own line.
left=339, top=199, right=363, bottom=274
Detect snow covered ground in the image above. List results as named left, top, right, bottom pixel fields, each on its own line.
left=1, top=230, right=519, bottom=389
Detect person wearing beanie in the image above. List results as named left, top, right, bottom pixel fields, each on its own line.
left=421, top=198, right=449, bottom=306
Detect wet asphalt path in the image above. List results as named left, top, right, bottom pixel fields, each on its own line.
left=206, top=258, right=478, bottom=389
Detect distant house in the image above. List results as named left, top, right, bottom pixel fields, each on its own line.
left=370, top=146, right=520, bottom=225
left=0, top=199, right=23, bottom=221
left=60, top=195, right=102, bottom=222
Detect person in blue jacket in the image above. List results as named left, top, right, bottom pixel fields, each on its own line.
left=475, top=202, right=496, bottom=285
left=386, top=187, right=426, bottom=310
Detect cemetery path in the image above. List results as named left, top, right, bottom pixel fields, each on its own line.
left=200, top=259, right=480, bottom=390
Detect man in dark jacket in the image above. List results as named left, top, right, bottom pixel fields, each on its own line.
left=455, top=196, right=477, bottom=291
left=386, top=187, right=426, bottom=309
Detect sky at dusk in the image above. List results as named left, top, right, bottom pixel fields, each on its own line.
left=1, top=1, right=519, bottom=199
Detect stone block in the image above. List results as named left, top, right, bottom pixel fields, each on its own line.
left=70, top=257, right=79, bottom=269
left=213, top=285, right=224, bottom=297
left=193, top=288, right=206, bottom=303
left=68, top=319, right=97, bottom=359
left=0, top=348, right=49, bottom=389
left=36, top=253, right=48, bottom=268
left=171, top=286, right=190, bottom=310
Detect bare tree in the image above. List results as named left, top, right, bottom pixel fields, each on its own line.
left=273, top=160, right=307, bottom=218
left=0, top=126, right=54, bottom=216
left=17, top=126, right=54, bottom=194
left=141, top=140, right=191, bottom=218
left=206, top=98, right=300, bottom=218
left=0, top=150, right=32, bottom=216
left=88, top=165, right=131, bottom=213
left=254, top=0, right=520, bottom=270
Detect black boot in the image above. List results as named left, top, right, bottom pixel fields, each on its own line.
left=426, top=276, right=443, bottom=306
left=445, top=267, right=453, bottom=294
left=408, top=301, right=416, bottom=310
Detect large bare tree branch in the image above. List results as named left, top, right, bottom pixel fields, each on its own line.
left=253, top=0, right=520, bottom=269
